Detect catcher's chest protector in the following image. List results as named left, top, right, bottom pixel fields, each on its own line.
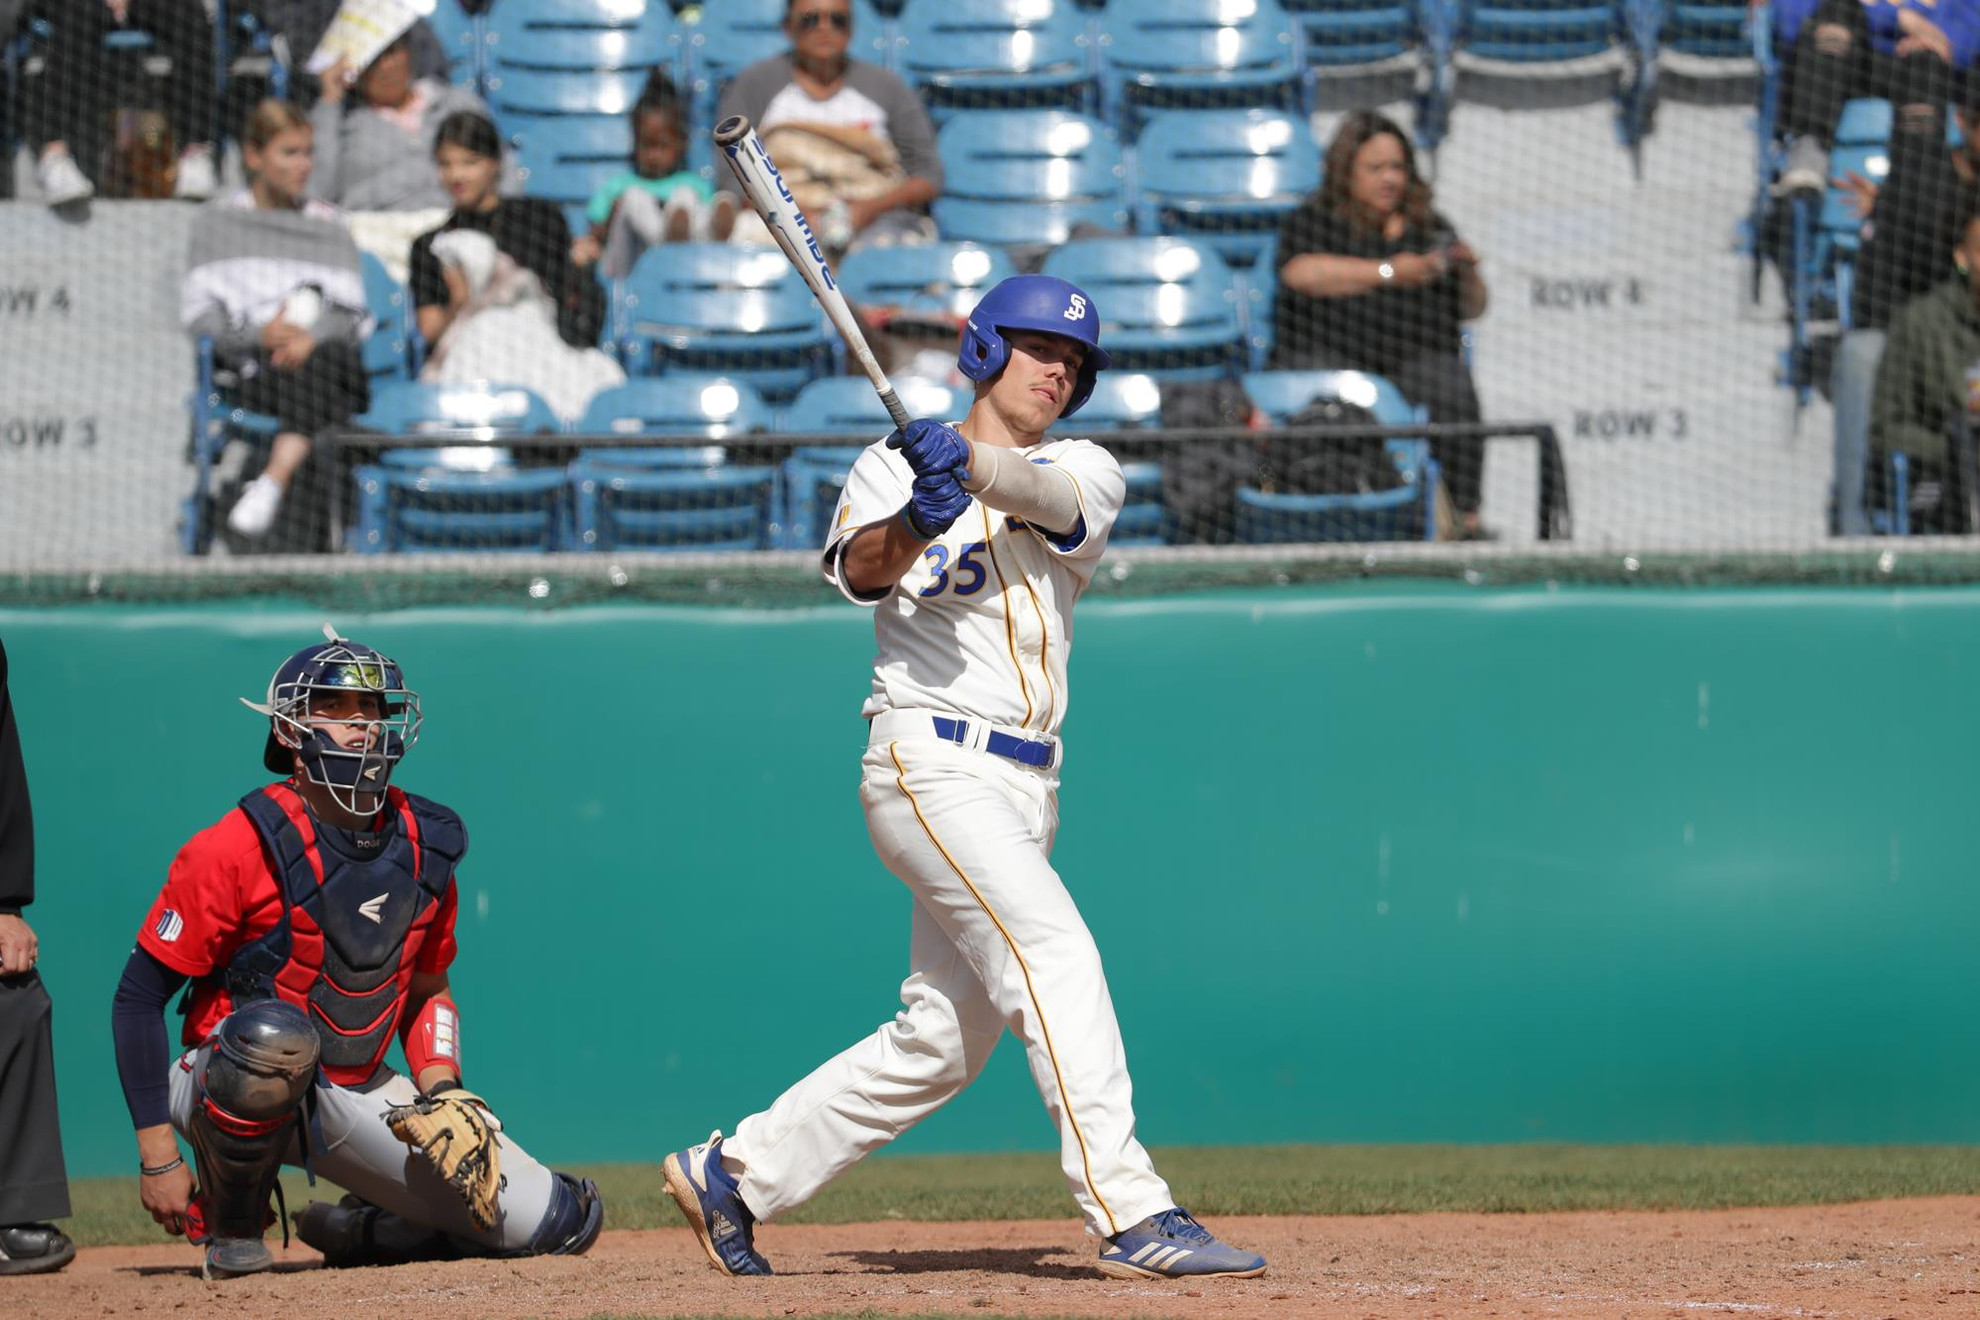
left=224, top=784, right=465, bottom=1083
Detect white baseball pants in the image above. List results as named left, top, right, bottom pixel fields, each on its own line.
left=724, top=718, right=1174, bottom=1237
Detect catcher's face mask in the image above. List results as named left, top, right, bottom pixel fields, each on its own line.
left=242, top=625, right=423, bottom=815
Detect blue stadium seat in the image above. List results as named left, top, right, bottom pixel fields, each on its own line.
left=616, top=244, right=836, bottom=400
left=358, top=380, right=565, bottom=438
left=484, top=0, right=678, bottom=74
left=779, top=444, right=867, bottom=550
left=783, top=376, right=966, bottom=434
left=351, top=466, right=572, bottom=553
left=512, top=116, right=634, bottom=236
left=837, top=242, right=1020, bottom=320
left=930, top=110, right=1129, bottom=249
left=1041, top=238, right=1249, bottom=381
left=1662, top=1, right=1751, bottom=60
left=185, top=337, right=281, bottom=552
left=578, top=375, right=772, bottom=438
left=359, top=252, right=412, bottom=382
left=893, top=0, right=1098, bottom=122
left=1238, top=368, right=1436, bottom=541
left=571, top=464, right=779, bottom=551
left=486, top=66, right=650, bottom=121
left=1457, top=0, right=1618, bottom=63
left=1235, top=480, right=1435, bottom=542
left=1113, top=460, right=1168, bottom=545
left=1132, top=108, right=1319, bottom=267
left=1281, top=0, right=1419, bottom=69
left=422, top=1, right=485, bottom=88
left=1095, top=0, right=1308, bottom=134
left=1067, top=372, right=1165, bottom=431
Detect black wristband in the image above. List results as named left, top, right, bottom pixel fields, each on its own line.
left=422, top=1077, right=467, bottom=1099
left=140, top=1155, right=185, bottom=1177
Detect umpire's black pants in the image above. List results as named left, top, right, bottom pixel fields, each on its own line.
left=0, top=971, right=69, bottom=1226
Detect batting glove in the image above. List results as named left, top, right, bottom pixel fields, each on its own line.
left=903, top=470, right=971, bottom=540
left=888, top=418, right=971, bottom=482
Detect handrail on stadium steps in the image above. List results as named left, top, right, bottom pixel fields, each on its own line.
left=321, top=419, right=1572, bottom=547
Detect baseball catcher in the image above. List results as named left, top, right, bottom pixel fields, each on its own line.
left=110, top=626, right=603, bottom=1278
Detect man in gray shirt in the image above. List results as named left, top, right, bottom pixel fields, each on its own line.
left=716, top=0, right=943, bottom=252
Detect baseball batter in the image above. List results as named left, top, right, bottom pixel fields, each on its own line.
left=663, top=275, right=1266, bottom=1281
left=109, top=628, right=603, bottom=1278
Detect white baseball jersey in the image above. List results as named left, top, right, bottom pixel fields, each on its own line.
left=823, top=433, right=1127, bottom=738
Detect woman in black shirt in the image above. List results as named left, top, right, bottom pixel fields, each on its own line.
left=1271, top=111, right=1490, bottom=536
left=408, top=112, right=606, bottom=353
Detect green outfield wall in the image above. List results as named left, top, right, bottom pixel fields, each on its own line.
left=5, top=586, right=1977, bottom=1178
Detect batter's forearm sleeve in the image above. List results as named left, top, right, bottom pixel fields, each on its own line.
left=112, top=946, right=189, bottom=1130
left=960, top=443, right=1082, bottom=534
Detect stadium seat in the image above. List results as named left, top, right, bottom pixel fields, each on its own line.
left=1661, top=0, right=1751, bottom=61
left=783, top=376, right=967, bottom=434
left=1040, top=238, right=1249, bottom=382
left=1094, top=0, right=1308, bottom=134
left=421, top=1, right=485, bottom=89
left=571, top=464, right=779, bottom=551
left=1281, top=0, right=1419, bottom=70
left=1068, top=372, right=1165, bottom=431
left=930, top=110, right=1130, bottom=250
left=1236, top=368, right=1436, bottom=541
left=359, top=380, right=565, bottom=436
left=486, top=66, right=650, bottom=122
left=837, top=242, right=1020, bottom=321
left=1132, top=108, right=1319, bottom=267
left=778, top=445, right=867, bottom=550
left=1456, top=0, right=1619, bottom=64
left=1113, top=460, right=1168, bottom=545
left=616, top=244, right=836, bottom=400
left=351, top=466, right=572, bottom=554
left=184, top=337, right=283, bottom=553
left=359, top=252, right=413, bottom=382
left=483, top=0, right=678, bottom=75
left=512, top=116, right=634, bottom=237
left=578, top=375, right=772, bottom=438
left=893, top=0, right=1098, bottom=123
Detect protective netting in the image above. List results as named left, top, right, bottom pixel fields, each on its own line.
left=3, top=0, right=1977, bottom=606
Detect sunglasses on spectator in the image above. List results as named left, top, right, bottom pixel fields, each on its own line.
left=796, top=10, right=851, bottom=29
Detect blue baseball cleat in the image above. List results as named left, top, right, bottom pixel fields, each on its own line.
left=662, top=1131, right=772, bottom=1276
left=1096, top=1207, right=1267, bottom=1280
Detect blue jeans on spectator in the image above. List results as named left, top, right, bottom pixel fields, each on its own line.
left=1830, top=327, right=1885, bottom=535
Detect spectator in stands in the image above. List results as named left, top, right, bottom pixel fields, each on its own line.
left=1772, top=0, right=1978, bottom=196
left=409, top=112, right=622, bottom=423
left=181, top=100, right=372, bottom=544
left=27, top=0, right=219, bottom=206
left=576, top=74, right=738, bottom=280
left=250, top=1, right=451, bottom=104
left=309, top=28, right=494, bottom=278
left=1868, top=186, right=1980, bottom=533
left=1270, top=110, right=1491, bottom=538
left=715, top=0, right=942, bottom=255
left=1828, top=72, right=1980, bottom=533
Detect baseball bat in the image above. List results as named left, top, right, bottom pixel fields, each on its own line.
left=713, top=115, right=912, bottom=431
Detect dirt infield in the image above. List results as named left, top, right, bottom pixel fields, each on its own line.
left=14, top=1197, right=1979, bottom=1319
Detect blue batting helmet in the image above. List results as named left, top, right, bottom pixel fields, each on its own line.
left=957, top=275, right=1112, bottom=418
left=240, top=624, right=422, bottom=812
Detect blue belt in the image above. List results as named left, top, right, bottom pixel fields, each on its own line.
left=930, top=716, right=1056, bottom=768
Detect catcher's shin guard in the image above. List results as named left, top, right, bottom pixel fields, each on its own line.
left=186, top=1000, right=320, bottom=1242
left=524, top=1173, right=604, bottom=1256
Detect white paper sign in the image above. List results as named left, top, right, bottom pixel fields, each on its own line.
left=305, top=0, right=435, bottom=76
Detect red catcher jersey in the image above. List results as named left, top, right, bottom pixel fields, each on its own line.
left=136, top=789, right=459, bottom=1050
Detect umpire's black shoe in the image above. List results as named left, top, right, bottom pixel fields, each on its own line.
left=0, top=1223, right=75, bottom=1275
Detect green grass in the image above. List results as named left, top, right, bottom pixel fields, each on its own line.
left=63, top=1144, right=1980, bottom=1247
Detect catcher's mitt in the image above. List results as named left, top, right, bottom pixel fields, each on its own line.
left=384, top=1086, right=503, bottom=1230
